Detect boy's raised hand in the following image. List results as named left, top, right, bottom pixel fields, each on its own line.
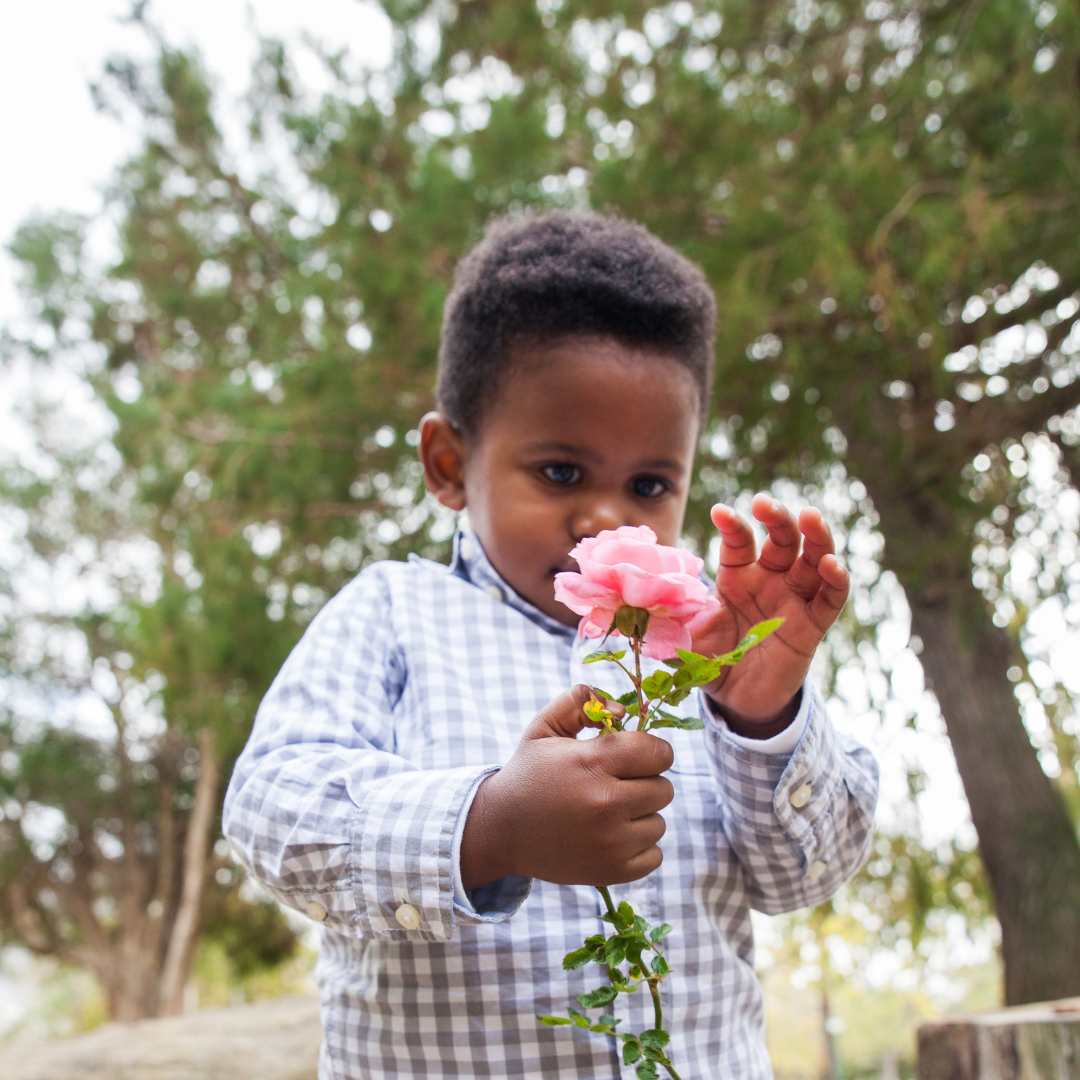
left=692, top=494, right=849, bottom=737
left=460, top=685, right=674, bottom=890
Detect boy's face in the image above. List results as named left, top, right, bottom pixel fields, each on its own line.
left=420, top=336, right=701, bottom=626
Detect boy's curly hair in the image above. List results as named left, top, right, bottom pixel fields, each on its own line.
left=436, top=210, right=717, bottom=436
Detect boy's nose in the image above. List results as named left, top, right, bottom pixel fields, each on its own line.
left=570, top=500, right=624, bottom=541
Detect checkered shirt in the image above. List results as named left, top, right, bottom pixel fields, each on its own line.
left=223, top=531, right=879, bottom=1080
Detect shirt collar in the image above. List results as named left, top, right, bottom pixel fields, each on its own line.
left=449, top=528, right=578, bottom=642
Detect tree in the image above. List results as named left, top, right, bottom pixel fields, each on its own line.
left=3, top=0, right=1079, bottom=1011
left=0, top=214, right=296, bottom=1020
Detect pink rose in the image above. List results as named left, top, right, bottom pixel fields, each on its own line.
left=553, top=525, right=721, bottom=659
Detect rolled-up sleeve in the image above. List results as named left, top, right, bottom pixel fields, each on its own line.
left=703, top=680, right=879, bottom=913
left=222, top=566, right=531, bottom=942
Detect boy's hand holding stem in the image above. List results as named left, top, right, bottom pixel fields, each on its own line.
left=461, top=686, right=673, bottom=891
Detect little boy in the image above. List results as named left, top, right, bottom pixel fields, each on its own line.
left=223, top=211, right=878, bottom=1079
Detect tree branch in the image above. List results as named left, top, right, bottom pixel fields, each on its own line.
left=870, top=179, right=958, bottom=264
left=158, top=728, right=218, bottom=1015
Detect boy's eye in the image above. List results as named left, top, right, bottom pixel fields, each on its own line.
left=631, top=476, right=668, bottom=499
left=542, top=464, right=582, bottom=485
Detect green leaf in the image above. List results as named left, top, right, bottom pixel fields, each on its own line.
left=597, top=1013, right=619, bottom=1029
left=636, top=1061, right=659, bottom=1079
left=648, top=712, right=704, bottom=730
left=715, top=618, right=785, bottom=665
left=536, top=1015, right=573, bottom=1026
left=640, top=1029, right=671, bottom=1049
left=616, top=902, right=636, bottom=930
left=583, top=649, right=626, bottom=664
left=618, top=691, right=639, bottom=706
left=650, top=923, right=673, bottom=944
left=651, top=955, right=670, bottom=976
left=577, top=984, right=618, bottom=1008
left=662, top=656, right=685, bottom=670
left=623, top=1040, right=642, bottom=1065
left=562, top=946, right=597, bottom=971
left=641, top=670, right=674, bottom=698
left=605, top=937, right=627, bottom=967
left=673, top=650, right=723, bottom=686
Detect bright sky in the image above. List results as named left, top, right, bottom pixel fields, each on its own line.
left=0, top=0, right=392, bottom=323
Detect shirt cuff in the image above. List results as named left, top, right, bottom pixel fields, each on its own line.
left=705, top=684, right=810, bottom=755
left=451, top=773, right=485, bottom=911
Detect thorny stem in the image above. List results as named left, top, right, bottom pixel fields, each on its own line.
left=648, top=976, right=663, bottom=1030
left=597, top=885, right=618, bottom=921
left=647, top=979, right=683, bottom=1080
left=632, top=637, right=647, bottom=731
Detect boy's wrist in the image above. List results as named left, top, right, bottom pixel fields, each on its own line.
left=459, top=772, right=514, bottom=891
left=705, top=688, right=803, bottom=740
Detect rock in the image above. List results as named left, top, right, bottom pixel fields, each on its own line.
left=917, top=996, right=1080, bottom=1080
left=5, top=994, right=321, bottom=1080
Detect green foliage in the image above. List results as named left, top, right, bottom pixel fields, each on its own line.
left=538, top=886, right=680, bottom=1078
left=199, top=882, right=297, bottom=981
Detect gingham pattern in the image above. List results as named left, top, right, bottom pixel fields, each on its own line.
left=224, top=532, right=879, bottom=1080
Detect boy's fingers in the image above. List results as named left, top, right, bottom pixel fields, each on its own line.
left=710, top=503, right=758, bottom=568
left=752, top=494, right=802, bottom=573
left=784, top=507, right=834, bottom=597
left=592, top=731, right=674, bottom=778
left=524, top=685, right=625, bottom=741
left=607, top=776, right=675, bottom=817
left=807, top=554, right=849, bottom=630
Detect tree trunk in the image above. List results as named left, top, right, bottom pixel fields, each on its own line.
left=905, top=573, right=1080, bottom=1004
left=159, top=728, right=219, bottom=1015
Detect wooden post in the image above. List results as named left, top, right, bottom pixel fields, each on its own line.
left=917, top=997, right=1080, bottom=1080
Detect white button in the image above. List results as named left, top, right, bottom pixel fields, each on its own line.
left=395, top=902, right=421, bottom=929
left=807, top=860, right=827, bottom=881
left=484, top=584, right=504, bottom=603
left=789, top=783, right=812, bottom=809
left=305, top=899, right=327, bottom=922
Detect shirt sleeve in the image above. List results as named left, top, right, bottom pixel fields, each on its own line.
left=700, top=679, right=879, bottom=914
left=222, top=565, right=531, bottom=942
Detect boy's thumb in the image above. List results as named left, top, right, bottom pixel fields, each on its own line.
left=523, top=685, right=625, bottom=741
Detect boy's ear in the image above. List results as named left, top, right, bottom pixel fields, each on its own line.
left=418, top=412, right=467, bottom=511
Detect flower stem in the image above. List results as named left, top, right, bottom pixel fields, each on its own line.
left=597, top=885, right=618, bottom=920
left=648, top=976, right=663, bottom=1030
left=632, top=636, right=647, bottom=730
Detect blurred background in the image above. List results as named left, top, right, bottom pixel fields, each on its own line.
left=1, top=1, right=1078, bottom=1076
